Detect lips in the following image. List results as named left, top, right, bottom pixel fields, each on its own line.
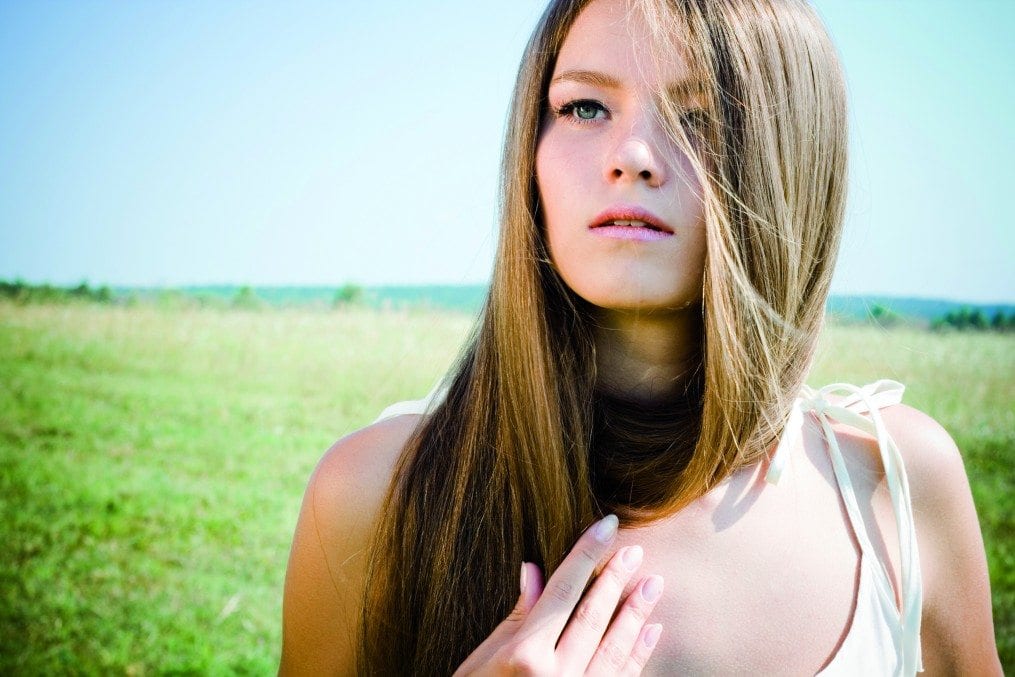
left=589, top=206, right=674, bottom=234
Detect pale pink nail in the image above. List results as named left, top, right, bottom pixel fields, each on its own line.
left=622, top=545, right=643, bottom=570
left=594, top=514, right=619, bottom=543
left=641, top=575, right=663, bottom=602
left=520, top=562, right=527, bottom=595
left=644, top=623, right=662, bottom=648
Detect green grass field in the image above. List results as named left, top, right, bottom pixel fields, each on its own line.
left=1, top=302, right=1011, bottom=672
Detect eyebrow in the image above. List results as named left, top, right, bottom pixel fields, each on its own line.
left=550, top=68, right=707, bottom=100
left=550, top=69, right=623, bottom=89
left=668, top=79, right=707, bottom=101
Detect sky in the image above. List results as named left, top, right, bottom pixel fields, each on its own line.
left=0, top=0, right=1012, bottom=303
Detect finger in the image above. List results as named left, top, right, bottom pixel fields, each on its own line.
left=499, top=561, right=545, bottom=630
left=586, top=575, right=664, bottom=676
left=622, top=623, right=663, bottom=675
left=515, top=562, right=545, bottom=619
left=452, top=562, right=545, bottom=676
left=523, top=515, right=620, bottom=640
left=555, top=545, right=644, bottom=670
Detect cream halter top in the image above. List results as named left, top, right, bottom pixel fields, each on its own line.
left=376, top=379, right=924, bottom=676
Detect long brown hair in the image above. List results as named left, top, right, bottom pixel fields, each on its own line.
left=359, top=0, right=848, bottom=673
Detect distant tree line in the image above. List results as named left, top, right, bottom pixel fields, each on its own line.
left=0, top=279, right=113, bottom=304
left=932, top=307, right=1014, bottom=332
left=0, top=279, right=371, bottom=310
left=4, top=280, right=1006, bottom=327
left=851, top=303, right=1012, bottom=332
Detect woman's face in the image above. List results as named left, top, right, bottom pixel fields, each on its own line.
left=536, top=0, right=707, bottom=312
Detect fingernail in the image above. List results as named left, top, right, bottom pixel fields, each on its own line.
left=594, top=514, right=619, bottom=543
left=622, top=545, right=643, bottom=570
left=519, top=562, right=527, bottom=595
left=644, top=623, right=662, bottom=649
left=641, top=575, right=663, bottom=602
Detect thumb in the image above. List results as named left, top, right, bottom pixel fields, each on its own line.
left=452, top=562, right=546, bottom=674
left=507, top=562, right=543, bottom=623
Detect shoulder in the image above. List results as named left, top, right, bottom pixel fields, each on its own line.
left=312, top=413, right=422, bottom=519
left=301, top=413, right=421, bottom=580
left=878, top=404, right=964, bottom=511
left=877, top=404, right=1002, bottom=673
left=828, top=402, right=965, bottom=510
left=280, top=414, right=422, bottom=675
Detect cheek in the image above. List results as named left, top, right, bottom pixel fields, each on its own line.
left=536, top=139, right=572, bottom=214
left=669, top=156, right=708, bottom=244
left=535, top=144, right=566, bottom=254
left=535, top=135, right=596, bottom=243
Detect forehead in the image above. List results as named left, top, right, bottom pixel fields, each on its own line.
left=552, top=0, right=693, bottom=87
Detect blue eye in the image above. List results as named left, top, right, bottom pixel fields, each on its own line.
left=554, top=99, right=608, bottom=125
left=681, top=109, right=709, bottom=132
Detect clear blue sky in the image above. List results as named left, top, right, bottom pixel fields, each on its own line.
left=1, top=0, right=1012, bottom=303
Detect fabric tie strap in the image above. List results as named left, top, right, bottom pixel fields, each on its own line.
left=765, top=380, right=924, bottom=676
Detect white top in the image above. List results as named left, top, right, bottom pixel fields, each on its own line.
left=376, top=379, right=924, bottom=676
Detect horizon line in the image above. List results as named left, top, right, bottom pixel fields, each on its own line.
left=1, top=278, right=1012, bottom=307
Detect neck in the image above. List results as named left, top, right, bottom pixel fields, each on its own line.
left=593, top=306, right=702, bottom=404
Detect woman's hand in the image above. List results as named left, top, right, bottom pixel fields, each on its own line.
left=453, top=515, right=664, bottom=676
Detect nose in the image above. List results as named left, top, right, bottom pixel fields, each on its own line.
left=604, top=117, right=669, bottom=188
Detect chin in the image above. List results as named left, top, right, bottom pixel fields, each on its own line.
left=566, top=277, right=702, bottom=314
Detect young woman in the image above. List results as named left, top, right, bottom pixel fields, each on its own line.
left=281, top=0, right=1001, bottom=674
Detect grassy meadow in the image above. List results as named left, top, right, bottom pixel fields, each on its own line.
left=1, top=302, right=1011, bottom=672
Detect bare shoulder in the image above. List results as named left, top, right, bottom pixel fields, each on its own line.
left=878, top=404, right=1002, bottom=674
left=877, top=404, right=966, bottom=514
left=280, top=414, right=422, bottom=675
left=305, top=413, right=423, bottom=568
left=879, top=402, right=959, bottom=472
left=312, top=414, right=422, bottom=526
left=830, top=403, right=967, bottom=513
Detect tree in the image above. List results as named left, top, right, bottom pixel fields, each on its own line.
left=232, top=286, right=261, bottom=309
left=333, top=283, right=364, bottom=307
left=869, top=303, right=900, bottom=327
